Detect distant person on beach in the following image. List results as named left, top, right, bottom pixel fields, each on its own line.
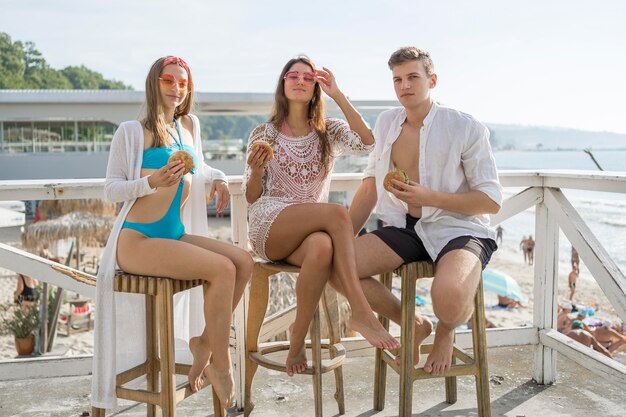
left=571, top=246, right=579, bottom=269
left=497, top=295, right=523, bottom=308
left=526, top=235, right=535, bottom=265
left=520, top=236, right=529, bottom=264
left=557, top=302, right=573, bottom=332
left=341, top=46, right=501, bottom=376
left=591, top=321, right=626, bottom=353
left=92, top=56, right=254, bottom=409
left=14, top=273, right=39, bottom=307
left=565, top=320, right=613, bottom=358
left=568, top=264, right=579, bottom=301
left=39, top=243, right=60, bottom=263
left=496, top=225, right=503, bottom=245
left=243, top=55, right=399, bottom=376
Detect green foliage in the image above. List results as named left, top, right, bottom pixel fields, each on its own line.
left=0, top=32, right=131, bottom=90
left=199, top=115, right=267, bottom=140
left=61, top=65, right=129, bottom=90
left=0, top=303, right=40, bottom=338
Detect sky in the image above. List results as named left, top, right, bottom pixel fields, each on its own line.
left=2, top=0, right=626, bottom=134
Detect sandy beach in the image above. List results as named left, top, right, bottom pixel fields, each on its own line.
left=1, top=219, right=623, bottom=362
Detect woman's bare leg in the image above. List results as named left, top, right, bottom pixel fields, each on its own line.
left=280, top=232, right=333, bottom=376
left=180, top=234, right=253, bottom=311
left=265, top=203, right=399, bottom=350
left=328, top=233, right=432, bottom=365
left=117, top=231, right=235, bottom=407
left=179, top=235, right=253, bottom=398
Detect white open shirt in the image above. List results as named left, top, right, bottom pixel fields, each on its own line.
left=364, top=103, right=503, bottom=260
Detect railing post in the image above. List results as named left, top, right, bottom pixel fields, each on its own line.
left=230, top=188, right=249, bottom=411
left=533, top=189, right=560, bottom=384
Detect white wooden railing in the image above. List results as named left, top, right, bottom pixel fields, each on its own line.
left=1, top=170, right=625, bottom=406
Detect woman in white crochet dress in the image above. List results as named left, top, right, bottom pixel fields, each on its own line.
left=244, top=56, right=400, bottom=376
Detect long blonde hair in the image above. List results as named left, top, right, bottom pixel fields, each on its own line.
left=268, top=56, right=332, bottom=175
left=142, top=56, right=194, bottom=148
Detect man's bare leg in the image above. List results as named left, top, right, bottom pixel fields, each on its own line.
left=424, top=249, right=482, bottom=376
left=330, top=234, right=433, bottom=364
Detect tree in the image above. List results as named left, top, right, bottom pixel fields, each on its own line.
left=61, top=65, right=129, bottom=90
left=0, top=32, right=26, bottom=88
left=0, top=32, right=131, bottom=90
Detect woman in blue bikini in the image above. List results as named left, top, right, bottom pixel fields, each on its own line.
left=92, top=56, right=252, bottom=410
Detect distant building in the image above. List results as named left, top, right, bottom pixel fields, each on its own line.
left=0, top=90, right=396, bottom=180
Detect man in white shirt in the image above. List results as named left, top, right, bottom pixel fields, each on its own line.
left=339, top=47, right=502, bottom=376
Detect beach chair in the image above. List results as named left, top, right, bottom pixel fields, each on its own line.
left=57, top=297, right=93, bottom=336
left=373, top=261, right=491, bottom=417
left=245, top=262, right=346, bottom=417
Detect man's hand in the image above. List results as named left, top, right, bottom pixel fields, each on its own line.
left=389, top=179, right=500, bottom=216
left=389, top=179, right=431, bottom=208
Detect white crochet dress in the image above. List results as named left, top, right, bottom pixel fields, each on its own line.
left=243, top=118, right=373, bottom=260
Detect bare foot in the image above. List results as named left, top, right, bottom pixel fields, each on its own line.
left=423, top=324, right=454, bottom=376
left=286, top=340, right=308, bottom=377
left=188, top=336, right=211, bottom=392
left=204, top=363, right=235, bottom=409
left=395, top=316, right=433, bottom=366
left=349, top=315, right=400, bottom=350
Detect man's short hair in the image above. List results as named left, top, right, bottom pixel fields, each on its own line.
left=388, top=47, right=435, bottom=76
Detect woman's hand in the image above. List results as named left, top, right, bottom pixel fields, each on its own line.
left=209, top=180, right=230, bottom=213
left=315, top=67, right=341, bottom=100
left=246, top=144, right=271, bottom=173
left=148, top=160, right=184, bottom=189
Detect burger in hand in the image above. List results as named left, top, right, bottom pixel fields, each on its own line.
left=250, top=140, right=274, bottom=160
left=383, top=169, right=409, bottom=192
left=168, top=150, right=195, bottom=175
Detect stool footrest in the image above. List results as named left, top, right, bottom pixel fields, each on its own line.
left=250, top=342, right=346, bottom=374
left=379, top=343, right=479, bottom=379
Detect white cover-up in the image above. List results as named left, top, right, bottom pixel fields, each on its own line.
left=91, top=114, right=227, bottom=408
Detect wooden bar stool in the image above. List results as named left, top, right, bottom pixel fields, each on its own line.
left=245, top=262, right=346, bottom=417
left=373, top=261, right=491, bottom=417
left=91, top=273, right=225, bottom=417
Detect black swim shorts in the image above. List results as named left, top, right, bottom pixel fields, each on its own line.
left=370, top=214, right=498, bottom=269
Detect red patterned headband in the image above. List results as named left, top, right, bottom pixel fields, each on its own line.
left=162, top=56, right=191, bottom=79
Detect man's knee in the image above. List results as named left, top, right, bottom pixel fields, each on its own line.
left=432, top=290, right=470, bottom=325
left=431, top=273, right=477, bottom=325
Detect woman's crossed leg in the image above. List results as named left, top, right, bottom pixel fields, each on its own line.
left=265, top=202, right=400, bottom=375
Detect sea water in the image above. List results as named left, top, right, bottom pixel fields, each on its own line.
left=493, top=150, right=626, bottom=273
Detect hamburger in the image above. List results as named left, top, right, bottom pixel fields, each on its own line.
left=383, top=169, right=409, bottom=192
left=250, top=140, right=274, bottom=160
left=168, top=150, right=195, bottom=175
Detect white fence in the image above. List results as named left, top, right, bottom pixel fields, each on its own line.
left=0, top=170, right=625, bottom=406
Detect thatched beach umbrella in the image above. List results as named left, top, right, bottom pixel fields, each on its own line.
left=22, top=211, right=114, bottom=254
left=21, top=211, right=113, bottom=353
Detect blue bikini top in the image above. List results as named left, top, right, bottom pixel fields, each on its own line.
left=142, top=144, right=198, bottom=174
left=142, top=119, right=198, bottom=174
